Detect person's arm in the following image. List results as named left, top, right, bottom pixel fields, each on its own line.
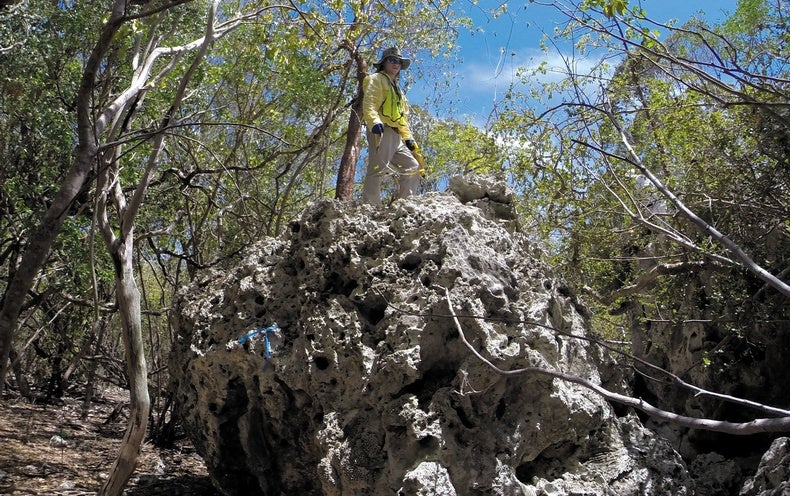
left=397, top=91, right=414, bottom=142
left=362, top=73, right=385, bottom=129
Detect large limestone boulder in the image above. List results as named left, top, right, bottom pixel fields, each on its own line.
left=169, top=187, right=691, bottom=495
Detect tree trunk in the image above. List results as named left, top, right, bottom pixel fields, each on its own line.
left=8, top=348, right=32, bottom=399
left=99, top=234, right=150, bottom=496
left=0, top=0, right=124, bottom=394
left=335, top=42, right=368, bottom=201
left=0, top=146, right=96, bottom=394
left=336, top=95, right=364, bottom=200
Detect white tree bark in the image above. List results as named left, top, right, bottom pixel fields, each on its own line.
left=99, top=231, right=150, bottom=496
left=96, top=3, right=221, bottom=493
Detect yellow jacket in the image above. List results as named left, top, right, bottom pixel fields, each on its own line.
left=362, top=72, right=414, bottom=142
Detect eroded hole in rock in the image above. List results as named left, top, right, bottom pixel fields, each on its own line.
left=515, top=462, right=537, bottom=485
left=495, top=398, right=507, bottom=419
left=516, top=440, right=583, bottom=485
left=206, top=378, right=262, bottom=491
left=325, top=272, right=358, bottom=297
left=515, top=447, right=572, bottom=486
left=362, top=326, right=386, bottom=349
left=314, top=356, right=330, bottom=370
left=355, top=295, right=387, bottom=326
left=396, top=367, right=457, bottom=409
left=356, top=240, right=379, bottom=258
left=418, top=435, right=439, bottom=448
left=219, top=378, right=249, bottom=420
left=245, top=407, right=269, bottom=461
left=453, top=402, right=476, bottom=429
left=396, top=378, right=426, bottom=402
left=398, top=253, right=422, bottom=271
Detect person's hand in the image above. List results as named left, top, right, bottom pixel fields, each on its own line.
left=409, top=144, right=427, bottom=177
left=372, top=123, right=384, bottom=135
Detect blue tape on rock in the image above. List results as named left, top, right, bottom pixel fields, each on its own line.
left=237, top=323, right=280, bottom=370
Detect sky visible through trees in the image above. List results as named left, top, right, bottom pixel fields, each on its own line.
left=408, top=1, right=740, bottom=124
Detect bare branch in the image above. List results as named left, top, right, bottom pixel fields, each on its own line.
left=442, top=286, right=790, bottom=435
left=121, top=1, right=219, bottom=236
left=570, top=136, right=737, bottom=266
left=601, top=98, right=790, bottom=298
left=96, top=2, right=286, bottom=140
left=377, top=286, right=790, bottom=418
left=604, top=260, right=710, bottom=303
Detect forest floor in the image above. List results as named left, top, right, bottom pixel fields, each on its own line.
left=0, top=386, right=219, bottom=495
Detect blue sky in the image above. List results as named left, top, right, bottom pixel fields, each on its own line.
left=410, top=1, right=740, bottom=124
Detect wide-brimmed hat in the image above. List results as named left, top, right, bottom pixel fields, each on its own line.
left=374, top=47, right=411, bottom=71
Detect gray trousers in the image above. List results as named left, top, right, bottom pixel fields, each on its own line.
left=362, top=125, right=420, bottom=206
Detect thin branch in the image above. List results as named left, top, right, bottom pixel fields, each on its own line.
left=604, top=260, right=711, bottom=303
left=601, top=98, right=790, bottom=298
left=571, top=137, right=737, bottom=266
left=441, top=286, right=790, bottom=435
left=8, top=302, right=72, bottom=372
left=121, top=1, right=219, bottom=237
left=377, top=286, right=790, bottom=418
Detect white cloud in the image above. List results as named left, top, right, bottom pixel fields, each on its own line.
left=462, top=45, right=608, bottom=96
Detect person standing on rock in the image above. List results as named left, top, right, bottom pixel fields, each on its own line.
left=361, top=47, right=425, bottom=206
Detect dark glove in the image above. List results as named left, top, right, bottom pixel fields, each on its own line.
left=404, top=139, right=416, bottom=151
left=372, top=123, right=384, bottom=135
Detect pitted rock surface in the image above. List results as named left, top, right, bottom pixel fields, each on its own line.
left=169, top=189, right=691, bottom=495
left=740, top=437, right=790, bottom=496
